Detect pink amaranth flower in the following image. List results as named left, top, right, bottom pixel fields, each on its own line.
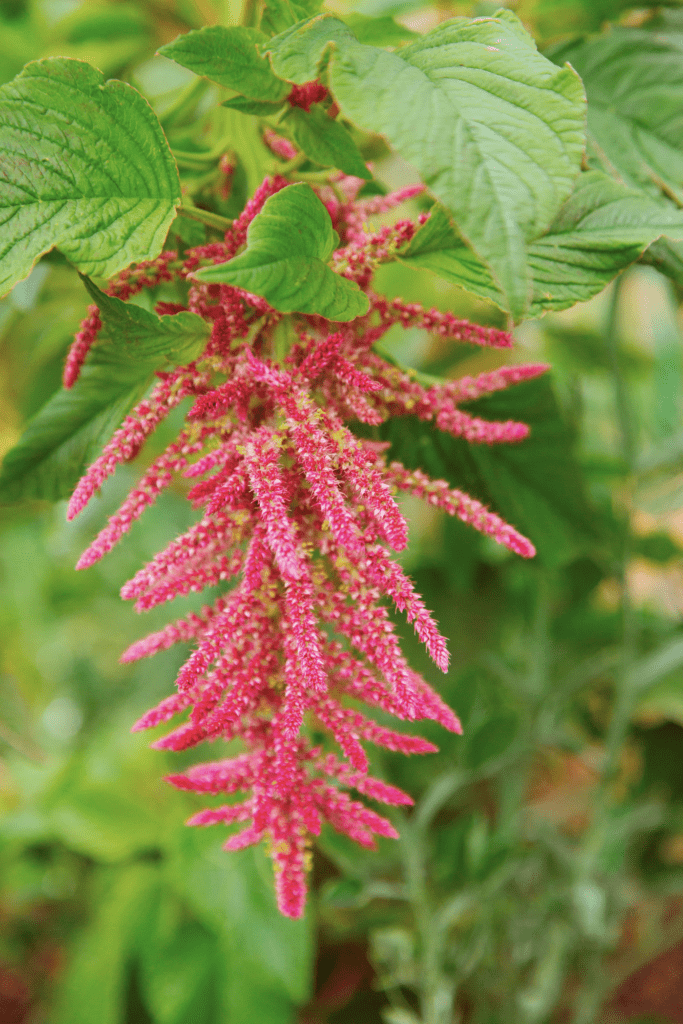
left=67, top=176, right=542, bottom=917
left=263, top=128, right=297, bottom=162
left=287, top=81, right=329, bottom=112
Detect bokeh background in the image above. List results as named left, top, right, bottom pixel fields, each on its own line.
left=3, top=1, right=683, bottom=1022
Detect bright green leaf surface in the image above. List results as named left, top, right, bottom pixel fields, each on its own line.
left=0, top=279, right=209, bottom=502
left=159, top=26, right=289, bottom=102
left=222, top=95, right=285, bottom=115
left=381, top=375, right=597, bottom=566
left=194, top=183, right=369, bottom=320
left=400, top=172, right=683, bottom=317
left=0, top=58, right=180, bottom=296
left=265, top=12, right=586, bottom=319
left=342, top=13, right=418, bottom=46
left=261, top=0, right=326, bottom=38
left=640, top=236, right=683, bottom=287
left=286, top=103, right=371, bottom=178
left=263, top=14, right=358, bottom=81
left=553, top=29, right=683, bottom=204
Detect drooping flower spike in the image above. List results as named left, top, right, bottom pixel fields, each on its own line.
left=67, top=174, right=545, bottom=917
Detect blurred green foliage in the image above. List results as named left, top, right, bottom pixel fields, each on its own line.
left=3, top=1, right=683, bottom=1023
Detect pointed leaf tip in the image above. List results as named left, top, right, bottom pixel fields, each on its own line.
left=194, top=183, right=369, bottom=321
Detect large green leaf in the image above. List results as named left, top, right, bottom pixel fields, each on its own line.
left=170, top=829, right=313, bottom=1012
left=286, top=103, right=370, bottom=178
left=139, top=907, right=220, bottom=1024
left=552, top=29, right=683, bottom=204
left=342, top=13, right=418, bottom=46
left=381, top=374, right=597, bottom=566
left=222, top=95, right=285, bottom=115
left=264, top=12, right=586, bottom=319
left=194, top=183, right=369, bottom=320
left=51, top=865, right=159, bottom=1024
left=262, top=13, right=358, bottom=80
left=640, top=237, right=683, bottom=287
left=399, top=171, right=683, bottom=318
left=159, top=27, right=290, bottom=102
left=49, top=785, right=163, bottom=863
left=0, top=279, right=209, bottom=503
left=0, top=58, right=180, bottom=297
left=261, top=0, right=324, bottom=37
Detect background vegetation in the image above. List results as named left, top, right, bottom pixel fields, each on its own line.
left=3, top=1, right=683, bottom=1022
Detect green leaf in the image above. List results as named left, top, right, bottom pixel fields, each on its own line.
left=628, top=635, right=683, bottom=698
left=342, top=13, right=418, bottom=46
left=194, top=183, right=369, bottom=320
left=139, top=909, right=220, bottom=1024
left=639, top=237, right=683, bottom=287
left=51, top=865, right=158, bottom=1024
left=221, top=95, right=285, bottom=115
left=399, top=172, right=683, bottom=318
left=49, top=785, right=162, bottom=862
left=286, top=103, right=370, bottom=178
left=261, top=0, right=323, bottom=37
left=0, top=278, right=209, bottom=502
left=58, top=3, right=151, bottom=44
left=264, top=12, right=586, bottom=319
left=553, top=29, right=683, bottom=204
left=219, top=105, right=276, bottom=199
left=170, top=829, right=313, bottom=1006
left=262, top=14, right=359, bottom=82
left=159, top=27, right=289, bottom=102
left=0, top=57, right=180, bottom=297
left=465, top=713, right=519, bottom=770
left=381, top=374, right=597, bottom=566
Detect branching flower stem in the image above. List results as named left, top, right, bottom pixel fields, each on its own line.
left=66, top=176, right=542, bottom=917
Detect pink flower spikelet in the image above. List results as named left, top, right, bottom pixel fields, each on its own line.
left=68, top=179, right=545, bottom=917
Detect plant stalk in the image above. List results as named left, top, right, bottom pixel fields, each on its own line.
left=178, top=203, right=233, bottom=233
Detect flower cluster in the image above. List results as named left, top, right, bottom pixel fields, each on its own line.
left=66, top=172, right=545, bottom=917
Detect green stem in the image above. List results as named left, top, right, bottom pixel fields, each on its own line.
left=172, top=139, right=235, bottom=169
left=241, top=0, right=259, bottom=27
left=160, top=78, right=207, bottom=130
left=605, top=275, right=637, bottom=473
left=276, top=153, right=310, bottom=176
left=399, top=815, right=456, bottom=1024
left=571, top=276, right=638, bottom=1022
left=601, top=273, right=637, bottom=787
left=178, top=203, right=233, bottom=233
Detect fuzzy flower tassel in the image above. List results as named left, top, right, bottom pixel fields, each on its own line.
left=69, top=177, right=544, bottom=917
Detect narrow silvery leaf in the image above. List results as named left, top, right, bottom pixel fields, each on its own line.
left=0, top=58, right=180, bottom=297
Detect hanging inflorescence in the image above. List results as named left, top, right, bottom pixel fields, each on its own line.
left=65, top=173, right=545, bottom=917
